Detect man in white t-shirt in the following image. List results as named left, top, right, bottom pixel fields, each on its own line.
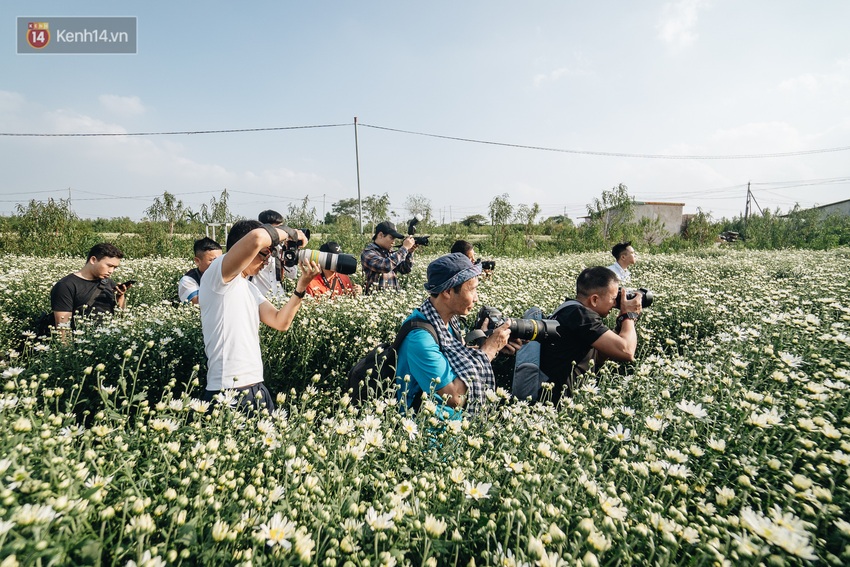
left=177, top=237, right=222, bottom=305
left=199, top=219, right=320, bottom=413
left=608, top=241, right=637, bottom=284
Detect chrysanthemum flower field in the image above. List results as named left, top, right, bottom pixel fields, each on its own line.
left=0, top=248, right=848, bottom=566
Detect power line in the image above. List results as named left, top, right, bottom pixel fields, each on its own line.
left=358, top=123, right=850, bottom=160
left=0, top=123, right=350, bottom=137
left=2, top=118, right=849, bottom=160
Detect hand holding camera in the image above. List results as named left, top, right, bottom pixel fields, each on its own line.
left=478, top=317, right=513, bottom=361
left=616, top=287, right=653, bottom=313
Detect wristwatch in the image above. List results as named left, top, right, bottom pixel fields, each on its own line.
left=617, top=312, right=640, bottom=324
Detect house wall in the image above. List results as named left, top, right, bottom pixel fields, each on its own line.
left=815, top=200, right=850, bottom=218
left=632, top=202, right=684, bottom=235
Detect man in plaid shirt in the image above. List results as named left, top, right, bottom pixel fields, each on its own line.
left=361, top=220, right=418, bottom=294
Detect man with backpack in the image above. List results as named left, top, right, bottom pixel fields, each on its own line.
left=177, top=237, right=222, bottom=305
left=395, top=253, right=520, bottom=419
left=538, top=266, right=643, bottom=404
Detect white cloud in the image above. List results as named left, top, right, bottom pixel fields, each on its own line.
left=657, top=0, right=709, bottom=50
left=533, top=54, right=592, bottom=87
left=778, top=72, right=849, bottom=93
left=99, top=94, right=145, bottom=115
left=0, top=90, right=27, bottom=115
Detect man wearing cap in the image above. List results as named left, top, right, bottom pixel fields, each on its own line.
left=361, top=220, right=417, bottom=294
left=395, top=253, right=521, bottom=419
left=305, top=241, right=361, bottom=298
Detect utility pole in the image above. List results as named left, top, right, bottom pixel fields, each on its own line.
left=353, top=117, right=363, bottom=234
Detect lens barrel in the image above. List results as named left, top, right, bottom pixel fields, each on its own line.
left=296, top=249, right=358, bottom=275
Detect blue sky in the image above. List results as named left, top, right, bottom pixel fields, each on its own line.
left=2, top=1, right=849, bottom=224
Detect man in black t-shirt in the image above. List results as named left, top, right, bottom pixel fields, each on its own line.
left=51, top=243, right=131, bottom=330
left=539, top=266, right=643, bottom=403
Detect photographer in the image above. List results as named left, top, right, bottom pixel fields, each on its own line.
left=396, top=253, right=521, bottom=419
left=305, top=241, right=361, bottom=298
left=539, top=266, right=643, bottom=404
left=249, top=209, right=296, bottom=298
left=199, top=220, right=320, bottom=413
left=361, top=220, right=416, bottom=294
left=451, top=239, right=494, bottom=278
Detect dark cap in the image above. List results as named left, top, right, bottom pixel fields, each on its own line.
left=374, top=221, right=404, bottom=239
left=424, top=253, right=482, bottom=294
left=319, top=241, right=342, bottom=254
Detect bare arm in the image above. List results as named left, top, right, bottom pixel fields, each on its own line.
left=258, top=261, right=321, bottom=331
left=437, top=379, right=468, bottom=408
left=221, top=226, right=308, bottom=283
left=591, top=291, right=642, bottom=362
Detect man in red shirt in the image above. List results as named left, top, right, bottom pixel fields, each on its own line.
left=305, top=241, right=362, bottom=298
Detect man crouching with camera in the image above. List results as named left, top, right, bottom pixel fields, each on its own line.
left=539, top=266, right=645, bottom=404
left=199, top=220, right=321, bottom=413
left=396, top=253, right=522, bottom=420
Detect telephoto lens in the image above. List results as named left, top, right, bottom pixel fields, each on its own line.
left=296, top=249, right=358, bottom=275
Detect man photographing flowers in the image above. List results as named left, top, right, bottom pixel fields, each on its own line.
left=395, top=253, right=521, bottom=419
left=199, top=220, right=320, bottom=413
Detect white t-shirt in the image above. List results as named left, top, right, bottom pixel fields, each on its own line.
left=200, top=255, right=268, bottom=390
left=178, top=274, right=200, bottom=304
left=607, top=262, right=631, bottom=284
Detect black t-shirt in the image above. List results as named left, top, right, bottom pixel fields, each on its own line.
left=539, top=299, right=609, bottom=400
left=50, top=274, right=117, bottom=319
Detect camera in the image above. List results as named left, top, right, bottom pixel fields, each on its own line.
left=278, top=238, right=358, bottom=275
left=616, top=287, right=654, bottom=309
left=476, top=259, right=496, bottom=271
left=467, top=306, right=560, bottom=346
left=407, top=214, right=430, bottom=247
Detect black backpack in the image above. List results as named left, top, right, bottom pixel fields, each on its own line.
left=347, top=318, right=439, bottom=404
left=512, top=300, right=579, bottom=401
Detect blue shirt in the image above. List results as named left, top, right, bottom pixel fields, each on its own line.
left=396, top=310, right=461, bottom=420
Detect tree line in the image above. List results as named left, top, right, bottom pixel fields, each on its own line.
left=1, top=185, right=848, bottom=258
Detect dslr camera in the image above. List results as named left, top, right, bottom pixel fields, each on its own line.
left=407, top=214, right=430, bottom=247
left=475, top=259, right=496, bottom=271
left=616, top=287, right=654, bottom=309
left=466, top=306, right=560, bottom=346
left=277, top=230, right=358, bottom=275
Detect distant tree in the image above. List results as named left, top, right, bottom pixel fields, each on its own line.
left=145, top=191, right=186, bottom=236
left=489, top=193, right=513, bottom=247
left=332, top=198, right=360, bottom=218
left=362, top=194, right=392, bottom=228
left=286, top=196, right=318, bottom=230
left=586, top=183, right=635, bottom=242
left=514, top=202, right=541, bottom=236
left=403, top=194, right=432, bottom=223
left=14, top=197, right=90, bottom=254
left=461, top=214, right=488, bottom=228
left=201, top=189, right=239, bottom=225
left=681, top=208, right=716, bottom=245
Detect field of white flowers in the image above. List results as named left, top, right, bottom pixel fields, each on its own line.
left=0, top=248, right=848, bottom=566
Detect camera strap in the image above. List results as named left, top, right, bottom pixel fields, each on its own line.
left=320, top=273, right=338, bottom=296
